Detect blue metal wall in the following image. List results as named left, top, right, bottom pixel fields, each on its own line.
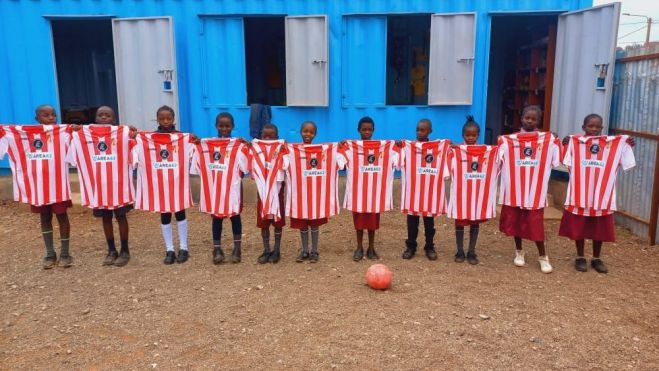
left=0, top=0, right=591, bottom=170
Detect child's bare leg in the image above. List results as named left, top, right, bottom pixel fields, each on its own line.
left=592, top=241, right=603, bottom=258
left=356, top=230, right=364, bottom=249
left=535, top=241, right=546, bottom=257
left=367, top=230, right=375, bottom=250
left=591, top=240, right=608, bottom=273
left=575, top=239, right=585, bottom=257
left=514, top=237, right=522, bottom=251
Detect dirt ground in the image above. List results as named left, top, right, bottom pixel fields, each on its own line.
left=0, top=200, right=658, bottom=370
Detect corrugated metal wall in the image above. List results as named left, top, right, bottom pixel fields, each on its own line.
left=0, top=0, right=590, bottom=154
left=610, top=45, right=659, bottom=244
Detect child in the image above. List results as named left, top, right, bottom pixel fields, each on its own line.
left=402, top=118, right=438, bottom=261
left=255, top=123, right=286, bottom=264
left=559, top=114, right=635, bottom=273
left=292, top=121, right=325, bottom=263
left=93, top=106, right=133, bottom=267
left=211, top=112, right=243, bottom=264
left=498, top=105, right=560, bottom=274
left=453, top=116, right=482, bottom=265
left=351, top=116, right=382, bottom=261
left=155, top=105, right=189, bottom=264
left=32, top=105, right=73, bottom=268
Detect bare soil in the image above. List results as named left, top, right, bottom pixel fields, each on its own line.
left=0, top=201, right=658, bottom=370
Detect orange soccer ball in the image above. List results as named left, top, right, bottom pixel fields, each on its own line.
left=366, top=264, right=393, bottom=290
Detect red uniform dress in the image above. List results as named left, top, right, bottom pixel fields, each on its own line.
left=251, top=139, right=287, bottom=229
left=0, top=125, right=73, bottom=214
left=497, top=132, right=561, bottom=241
left=340, top=140, right=399, bottom=230
left=558, top=135, right=635, bottom=242
left=284, top=143, right=342, bottom=229
left=446, top=145, right=499, bottom=227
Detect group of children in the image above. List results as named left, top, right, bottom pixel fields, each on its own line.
left=0, top=104, right=635, bottom=275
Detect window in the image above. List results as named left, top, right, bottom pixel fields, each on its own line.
left=244, top=17, right=286, bottom=106
left=386, top=15, right=431, bottom=105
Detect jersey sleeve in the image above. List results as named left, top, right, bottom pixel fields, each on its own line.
left=237, top=148, right=249, bottom=174
left=620, top=140, right=636, bottom=171
left=335, top=149, right=347, bottom=170
left=562, top=137, right=574, bottom=167
left=190, top=146, right=201, bottom=175
left=0, top=134, right=7, bottom=160
left=443, top=148, right=454, bottom=179
left=549, top=136, right=561, bottom=168
left=390, top=147, right=400, bottom=171
left=64, top=135, right=78, bottom=166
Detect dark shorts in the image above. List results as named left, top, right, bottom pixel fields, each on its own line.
left=558, top=210, right=615, bottom=242
left=93, top=204, right=134, bottom=218
left=30, top=200, right=73, bottom=215
left=352, top=212, right=380, bottom=230
left=256, top=192, right=286, bottom=229
left=454, top=219, right=485, bottom=227
left=290, top=217, right=328, bottom=229
left=499, top=205, right=545, bottom=242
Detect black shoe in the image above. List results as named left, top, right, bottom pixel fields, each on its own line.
left=212, top=247, right=225, bottom=264
left=258, top=251, right=270, bottom=264
left=454, top=251, right=465, bottom=263
left=467, top=252, right=479, bottom=265
left=366, top=248, right=379, bottom=260
left=177, top=250, right=189, bottom=264
left=425, top=247, right=438, bottom=261
left=402, top=247, right=416, bottom=260
left=43, top=253, right=57, bottom=270
left=353, top=247, right=364, bottom=261
left=59, top=254, right=73, bottom=268
left=296, top=251, right=309, bottom=262
left=591, top=259, right=608, bottom=274
left=309, top=252, right=319, bottom=263
left=268, top=249, right=281, bottom=264
left=575, top=257, right=587, bottom=272
left=103, top=251, right=118, bottom=266
left=164, top=251, right=176, bottom=265
left=231, top=247, right=241, bottom=263
left=114, top=251, right=130, bottom=267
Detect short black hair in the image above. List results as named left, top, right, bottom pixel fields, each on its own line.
left=462, top=115, right=480, bottom=135
left=262, top=123, right=279, bottom=136
left=357, top=116, right=375, bottom=131
left=216, top=112, right=235, bottom=128
left=418, top=118, right=432, bottom=130
left=583, top=113, right=603, bottom=125
left=300, top=120, right=317, bottom=133
left=35, top=104, right=55, bottom=115
left=157, top=105, right=175, bottom=118
left=522, top=105, right=543, bottom=120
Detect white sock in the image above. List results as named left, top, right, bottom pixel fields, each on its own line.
left=178, top=219, right=188, bottom=250
left=161, top=224, right=174, bottom=251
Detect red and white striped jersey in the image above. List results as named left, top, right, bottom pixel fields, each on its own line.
left=132, top=133, right=194, bottom=213
left=191, top=138, right=248, bottom=218
left=283, top=143, right=341, bottom=220
left=399, top=140, right=450, bottom=216
left=447, top=145, right=499, bottom=221
left=250, top=139, right=286, bottom=221
left=0, top=125, right=72, bottom=206
left=67, top=125, right=135, bottom=209
left=563, top=135, right=635, bottom=216
left=498, top=132, right=561, bottom=209
left=340, top=140, right=399, bottom=213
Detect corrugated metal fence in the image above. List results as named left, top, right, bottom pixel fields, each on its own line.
left=610, top=44, right=659, bottom=245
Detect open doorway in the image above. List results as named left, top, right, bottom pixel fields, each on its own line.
left=485, top=14, right=558, bottom=144
left=51, top=19, right=118, bottom=124
left=244, top=17, right=286, bottom=106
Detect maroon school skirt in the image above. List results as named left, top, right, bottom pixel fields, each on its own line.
left=352, top=212, right=381, bottom=230
left=256, top=192, right=286, bottom=229
left=290, top=217, right=328, bottom=230
left=30, top=200, right=73, bottom=215
left=499, top=205, right=545, bottom=242
left=455, top=219, right=485, bottom=227
left=558, top=210, right=615, bottom=242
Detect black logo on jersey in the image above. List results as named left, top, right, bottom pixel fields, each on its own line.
left=424, top=154, right=434, bottom=164
left=213, top=151, right=222, bottom=161
left=309, top=158, right=318, bottom=168
left=523, top=147, right=533, bottom=157
left=160, top=149, right=170, bottom=160
left=97, top=142, right=108, bottom=152
left=33, top=139, right=43, bottom=150
left=471, top=161, right=479, bottom=171
left=367, top=154, right=376, bottom=164
left=589, top=144, right=600, bottom=154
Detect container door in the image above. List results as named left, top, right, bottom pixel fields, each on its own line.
left=550, top=3, right=620, bottom=138
left=285, top=15, right=328, bottom=106
left=428, top=13, right=476, bottom=105
left=112, top=17, right=178, bottom=130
